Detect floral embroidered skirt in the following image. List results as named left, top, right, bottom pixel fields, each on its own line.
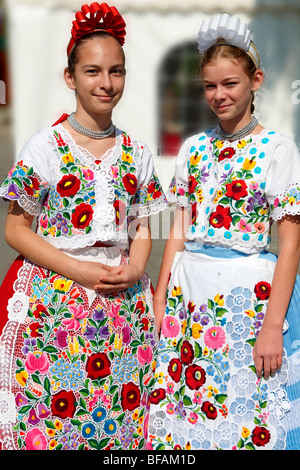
left=147, top=245, right=300, bottom=450
left=0, top=246, right=158, bottom=450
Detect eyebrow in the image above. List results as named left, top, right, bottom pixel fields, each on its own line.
left=203, top=76, right=241, bottom=83
left=82, top=63, right=125, bottom=69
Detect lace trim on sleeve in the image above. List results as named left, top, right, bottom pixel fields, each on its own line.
left=269, top=183, right=300, bottom=221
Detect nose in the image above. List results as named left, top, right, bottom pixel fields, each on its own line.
left=99, top=72, right=113, bottom=92
left=214, top=85, right=226, bottom=101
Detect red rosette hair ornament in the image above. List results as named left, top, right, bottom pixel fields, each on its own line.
left=67, top=2, right=126, bottom=57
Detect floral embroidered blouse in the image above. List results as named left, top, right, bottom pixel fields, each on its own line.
left=0, top=125, right=167, bottom=250
left=168, top=128, right=300, bottom=253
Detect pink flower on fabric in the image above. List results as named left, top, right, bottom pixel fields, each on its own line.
left=161, top=316, right=180, bottom=338
left=25, top=428, right=47, bottom=450
left=25, top=351, right=50, bottom=375
left=237, top=218, right=252, bottom=233
left=137, top=345, right=153, bottom=366
left=82, top=168, right=95, bottom=180
left=62, top=305, right=88, bottom=330
left=109, top=304, right=125, bottom=328
left=204, top=326, right=226, bottom=350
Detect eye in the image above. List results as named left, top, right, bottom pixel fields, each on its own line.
left=86, top=69, right=98, bottom=75
left=111, top=67, right=125, bottom=76
left=225, top=81, right=238, bottom=87
left=204, top=84, right=215, bottom=90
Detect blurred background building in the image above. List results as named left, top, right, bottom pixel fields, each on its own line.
left=0, top=0, right=300, bottom=285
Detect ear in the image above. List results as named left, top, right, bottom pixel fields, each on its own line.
left=251, top=69, right=264, bottom=92
left=64, top=67, right=76, bottom=91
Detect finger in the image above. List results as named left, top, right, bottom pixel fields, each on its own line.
left=263, top=357, right=271, bottom=379
left=255, top=356, right=263, bottom=379
left=94, top=282, right=127, bottom=293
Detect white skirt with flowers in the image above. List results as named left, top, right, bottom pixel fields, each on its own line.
left=0, top=246, right=158, bottom=450
left=147, top=245, right=300, bottom=450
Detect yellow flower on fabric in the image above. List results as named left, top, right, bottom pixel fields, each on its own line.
left=181, top=319, right=187, bottom=335
left=16, top=370, right=28, bottom=387
left=54, top=419, right=63, bottom=431
left=166, top=433, right=172, bottom=442
left=237, top=139, right=247, bottom=149
left=192, top=323, right=203, bottom=339
left=245, top=310, right=255, bottom=318
left=216, top=140, right=224, bottom=149
left=242, top=427, right=250, bottom=439
left=289, top=197, right=296, bottom=205
left=186, top=442, right=191, bottom=450
left=243, top=158, right=256, bottom=170
left=190, top=154, right=201, bottom=165
left=62, top=153, right=74, bottom=164
left=47, top=429, right=56, bottom=437
left=197, top=188, right=204, bottom=203
left=214, top=293, right=224, bottom=306
left=203, top=347, right=209, bottom=356
left=53, top=278, right=73, bottom=292
left=137, top=426, right=143, bottom=436
left=122, top=152, right=133, bottom=164
left=49, top=439, right=58, bottom=450
left=172, top=286, right=181, bottom=297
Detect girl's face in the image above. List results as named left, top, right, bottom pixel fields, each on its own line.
left=202, top=57, right=263, bottom=124
left=64, top=35, right=126, bottom=118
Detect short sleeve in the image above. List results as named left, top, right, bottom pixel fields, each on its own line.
left=130, top=144, right=167, bottom=218
left=0, top=132, right=51, bottom=216
left=167, top=138, right=190, bottom=207
left=265, top=134, right=300, bottom=221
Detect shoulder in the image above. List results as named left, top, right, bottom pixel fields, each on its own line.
left=258, top=129, right=299, bottom=151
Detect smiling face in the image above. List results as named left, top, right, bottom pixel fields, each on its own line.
left=202, top=57, right=263, bottom=130
left=64, top=34, right=126, bottom=123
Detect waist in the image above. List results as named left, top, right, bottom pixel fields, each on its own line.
left=185, top=242, right=277, bottom=262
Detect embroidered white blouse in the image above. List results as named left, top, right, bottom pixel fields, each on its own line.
left=168, top=128, right=300, bottom=254
left=0, top=125, right=167, bottom=250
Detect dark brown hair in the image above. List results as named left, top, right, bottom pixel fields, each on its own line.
left=200, top=40, right=258, bottom=113
left=67, top=31, right=125, bottom=76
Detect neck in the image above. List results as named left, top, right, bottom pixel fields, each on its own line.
left=219, top=110, right=253, bottom=135
left=74, top=107, right=113, bottom=132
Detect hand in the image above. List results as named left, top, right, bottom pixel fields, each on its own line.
left=94, top=263, right=144, bottom=293
left=253, top=325, right=283, bottom=379
left=72, top=260, right=115, bottom=291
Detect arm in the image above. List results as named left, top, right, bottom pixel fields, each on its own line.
left=153, top=206, right=189, bottom=334
left=253, top=215, right=300, bottom=379
left=94, top=216, right=152, bottom=292
left=5, top=201, right=117, bottom=291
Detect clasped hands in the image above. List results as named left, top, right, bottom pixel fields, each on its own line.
left=74, top=259, right=143, bottom=293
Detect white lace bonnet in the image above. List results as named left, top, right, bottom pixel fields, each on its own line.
left=197, top=13, right=260, bottom=69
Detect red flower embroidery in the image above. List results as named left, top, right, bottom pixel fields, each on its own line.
left=150, top=388, right=166, bottom=404
left=168, top=358, right=182, bottom=383
left=225, top=180, right=248, bottom=201
left=51, top=390, right=76, bottom=419
left=201, top=401, right=218, bottom=420
left=209, top=205, right=232, bottom=229
left=122, top=173, right=137, bottom=195
left=71, top=203, right=93, bottom=229
left=181, top=340, right=194, bottom=365
left=190, top=203, right=197, bottom=225
left=254, top=281, right=271, bottom=301
left=57, top=175, right=81, bottom=197
left=23, top=177, right=40, bottom=196
left=218, top=147, right=236, bottom=162
left=185, top=364, right=206, bottom=390
left=188, top=175, right=198, bottom=195
left=29, top=322, right=43, bottom=338
left=121, top=382, right=141, bottom=411
left=113, top=199, right=126, bottom=225
left=251, top=426, right=271, bottom=447
left=85, top=353, right=111, bottom=380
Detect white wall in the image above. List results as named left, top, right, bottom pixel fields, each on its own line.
left=5, top=3, right=300, bottom=191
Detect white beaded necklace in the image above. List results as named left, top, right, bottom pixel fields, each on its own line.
left=217, top=115, right=258, bottom=141
left=67, top=112, right=115, bottom=139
